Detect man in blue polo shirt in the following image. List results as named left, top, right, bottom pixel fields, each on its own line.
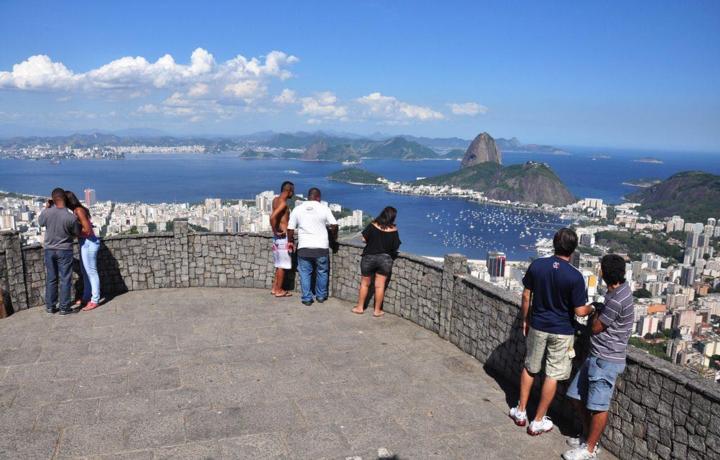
left=509, top=228, right=593, bottom=436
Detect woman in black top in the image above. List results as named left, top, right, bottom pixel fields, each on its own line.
left=351, top=206, right=401, bottom=317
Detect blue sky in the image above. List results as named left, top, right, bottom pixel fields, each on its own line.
left=0, top=0, right=718, bottom=150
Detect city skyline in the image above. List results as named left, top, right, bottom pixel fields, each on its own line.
left=0, top=1, right=719, bottom=151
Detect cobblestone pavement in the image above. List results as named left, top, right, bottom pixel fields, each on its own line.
left=0, top=288, right=617, bottom=459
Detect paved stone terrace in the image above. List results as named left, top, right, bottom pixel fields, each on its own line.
left=0, top=288, right=615, bottom=460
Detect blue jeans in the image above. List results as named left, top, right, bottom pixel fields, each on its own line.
left=566, top=355, right=625, bottom=411
left=297, top=256, right=329, bottom=302
left=80, top=237, right=101, bottom=303
left=44, top=248, right=74, bottom=312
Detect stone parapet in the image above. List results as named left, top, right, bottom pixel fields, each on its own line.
left=0, top=230, right=717, bottom=460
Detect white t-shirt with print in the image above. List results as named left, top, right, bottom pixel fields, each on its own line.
left=287, top=200, right=338, bottom=249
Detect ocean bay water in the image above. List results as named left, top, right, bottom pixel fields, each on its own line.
left=1, top=148, right=719, bottom=260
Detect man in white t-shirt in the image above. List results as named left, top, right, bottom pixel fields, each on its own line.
left=287, top=187, right=338, bottom=306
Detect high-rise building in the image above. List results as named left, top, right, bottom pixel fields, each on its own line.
left=680, top=265, right=696, bottom=287
left=570, top=251, right=581, bottom=268
left=646, top=281, right=664, bottom=297
left=486, top=251, right=506, bottom=279
left=352, top=209, right=363, bottom=227
left=0, top=215, right=16, bottom=230
left=579, top=233, right=595, bottom=246
left=666, top=216, right=685, bottom=233
left=84, top=188, right=96, bottom=207
left=255, top=191, right=275, bottom=213
left=204, top=198, right=221, bottom=210
left=667, top=293, right=690, bottom=310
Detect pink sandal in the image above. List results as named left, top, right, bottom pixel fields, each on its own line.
left=81, top=301, right=99, bottom=311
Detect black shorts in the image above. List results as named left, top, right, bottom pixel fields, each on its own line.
left=360, top=253, right=394, bottom=277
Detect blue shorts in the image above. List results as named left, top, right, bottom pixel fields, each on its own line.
left=566, top=356, right=625, bottom=412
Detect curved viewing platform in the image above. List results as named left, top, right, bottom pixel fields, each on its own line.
left=1, top=287, right=593, bottom=459
left=0, top=224, right=717, bottom=460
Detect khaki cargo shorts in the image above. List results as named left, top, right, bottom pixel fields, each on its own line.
left=525, top=327, right=575, bottom=381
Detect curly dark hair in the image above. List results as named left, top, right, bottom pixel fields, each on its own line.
left=601, top=254, right=626, bottom=286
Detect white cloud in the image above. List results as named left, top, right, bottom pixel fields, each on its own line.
left=357, top=92, right=444, bottom=123
left=0, top=48, right=298, bottom=95
left=449, top=102, right=488, bottom=116
left=188, top=82, right=209, bottom=98
left=1, top=48, right=483, bottom=127
left=299, top=91, right=348, bottom=121
left=137, top=104, right=160, bottom=114
left=0, top=55, right=79, bottom=90
left=224, top=80, right=266, bottom=102
left=273, top=88, right=297, bottom=104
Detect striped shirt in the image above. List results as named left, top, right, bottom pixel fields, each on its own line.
left=591, top=281, right=634, bottom=363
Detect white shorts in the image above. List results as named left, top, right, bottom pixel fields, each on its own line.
left=272, top=236, right=292, bottom=269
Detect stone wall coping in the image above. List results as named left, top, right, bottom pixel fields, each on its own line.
left=21, top=243, right=42, bottom=251
left=458, top=274, right=523, bottom=307
left=337, top=241, right=445, bottom=271
left=192, top=232, right=274, bottom=239
left=103, top=232, right=174, bottom=241
left=0, top=230, right=20, bottom=236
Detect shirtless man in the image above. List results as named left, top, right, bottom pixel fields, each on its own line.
left=269, top=181, right=295, bottom=297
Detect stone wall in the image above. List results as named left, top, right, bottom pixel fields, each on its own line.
left=188, top=233, right=274, bottom=289
left=330, top=242, right=444, bottom=332
left=0, top=228, right=718, bottom=459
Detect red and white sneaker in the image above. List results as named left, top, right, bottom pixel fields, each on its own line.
left=81, top=301, right=99, bottom=311
left=509, top=406, right=527, bottom=426
left=527, top=416, right=554, bottom=436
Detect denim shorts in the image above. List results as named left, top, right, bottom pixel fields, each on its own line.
left=566, top=355, right=625, bottom=411
left=360, top=253, right=394, bottom=276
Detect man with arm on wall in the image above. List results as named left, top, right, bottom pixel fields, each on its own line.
left=563, top=254, right=634, bottom=460
left=509, top=228, right=593, bottom=435
left=286, top=187, right=338, bottom=306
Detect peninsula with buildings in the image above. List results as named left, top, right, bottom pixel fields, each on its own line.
left=331, top=132, right=577, bottom=208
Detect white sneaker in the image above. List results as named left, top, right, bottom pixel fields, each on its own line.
left=562, top=446, right=597, bottom=460
left=567, top=438, right=601, bottom=454
left=527, top=416, right=553, bottom=436
left=567, top=437, right=585, bottom=448
left=509, top=406, right=527, bottom=426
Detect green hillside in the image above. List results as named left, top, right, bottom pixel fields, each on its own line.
left=328, top=168, right=384, bottom=185
left=417, top=161, right=575, bottom=206
left=630, top=171, right=720, bottom=221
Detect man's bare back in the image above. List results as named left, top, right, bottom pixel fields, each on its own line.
left=270, top=195, right=290, bottom=236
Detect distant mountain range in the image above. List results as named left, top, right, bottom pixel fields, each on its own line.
left=629, top=171, right=720, bottom=221
left=0, top=130, right=569, bottom=158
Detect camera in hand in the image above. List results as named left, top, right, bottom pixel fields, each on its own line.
left=592, top=301, right=605, bottom=314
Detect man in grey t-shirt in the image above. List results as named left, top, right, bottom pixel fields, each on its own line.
left=38, top=188, right=77, bottom=314
left=563, top=254, right=634, bottom=460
